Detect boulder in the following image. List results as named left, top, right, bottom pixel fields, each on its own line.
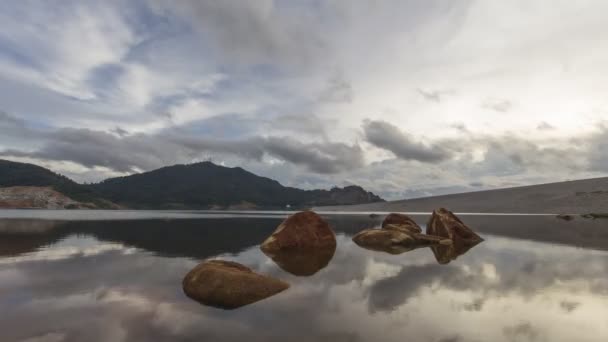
left=426, top=208, right=483, bottom=264
left=182, top=260, right=289, bottom=310
left=262, top=246, right=336, bottom=276
left=352, top=228, right=450, bottom=255
left=381, top=213, right=422, bottom=234
left=260, top=211, right=336, bottom=253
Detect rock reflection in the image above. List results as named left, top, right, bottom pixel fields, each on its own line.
left=430, top=237, right=483, bottom=264
left=262, top=245, right=336, bottom=276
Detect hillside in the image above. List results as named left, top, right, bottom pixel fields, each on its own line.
left=317, top=177, right=608, bottom=214
left=0, top=159, right=383, bottom=209
left=90, top=162, right=384, bottom=209
left=0, top=160, right=110, bottom=208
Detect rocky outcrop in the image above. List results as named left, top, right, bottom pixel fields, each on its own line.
left=260, top=211, right=336, bottom=253
left=381, top=213, right=422, bottom=233
left=182, top=260, right=289, bottom=310
left=0, top=186, right=95, bottom=209
left=352, top=228, right=450, bottom=255
left=427, top=208, right=484, bottom=264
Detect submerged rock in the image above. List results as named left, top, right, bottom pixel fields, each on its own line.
left=381, top=213, right=422, bottom=234
left=260, top=211, right=336, bottom=253
left=352, top=228, right=450, bottom=255
left=427, top=208, right=483, bottom=264
left=262, top=246, right=336, bottom=276
left=182, top=260, right=289, bottom=310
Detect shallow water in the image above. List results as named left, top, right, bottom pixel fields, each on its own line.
left=1, top=212, right=607, bottom=342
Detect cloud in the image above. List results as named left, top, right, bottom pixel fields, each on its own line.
left=151, top=0, right=328, bottom=68
left=416, top=88, right=447, bottom=102
left=318, top=72, right=353, bottom=103
left=0, top=123, right=363, bottom=175
left=482, top=99, right=513, bottom=112
left=362, top=119, right=451, bottom=163
left=537, top=121, right=555, bottom=131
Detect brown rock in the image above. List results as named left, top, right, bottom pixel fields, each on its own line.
left=262, top=245, right=336, bottom=276
left=352, top=229, right=450, bottom=255
left=427, top=208, right=483, bottom=264
left=260, top=211, right=336, bottom=253
left=182, top=260, right=289, bottom=310
left=381, top=213, right=422, bottom=234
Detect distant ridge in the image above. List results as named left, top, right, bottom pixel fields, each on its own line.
left=317, top=177, right=608, bottom=214
left=0, top=159, right=384, bottom=209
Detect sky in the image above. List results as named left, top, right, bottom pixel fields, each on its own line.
left=1, top=0, right=608, bottom=200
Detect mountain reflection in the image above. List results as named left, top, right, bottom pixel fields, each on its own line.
left=1, top=215, right=608, bottom=341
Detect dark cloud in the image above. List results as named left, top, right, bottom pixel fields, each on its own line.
left=0, top=125, right=362, bottom=175
left=362, top=119, right=451, bottom=163
left=584, top=125, right=608, bottom=172
left=264, top=137, right=363, bottom=174
left=111, top=127, right=129, bottom=137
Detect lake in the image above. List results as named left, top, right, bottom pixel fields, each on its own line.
left=1, top=211, right=608, bottom=342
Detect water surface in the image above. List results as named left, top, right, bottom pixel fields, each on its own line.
left=1, top=211, right=607, bottom=342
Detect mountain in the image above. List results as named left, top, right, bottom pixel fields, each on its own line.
left=90, top=162, right=384, bottom=209
left=0, top=159, right=384, bottom=209
left=0, top=159, right=111, bottom=208
left=317, top=177, right=608, bottom=214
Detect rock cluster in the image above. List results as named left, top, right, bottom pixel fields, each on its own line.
left=183, top=209, right=482, bottom=311
left=353, top=209, right=482, bottom=263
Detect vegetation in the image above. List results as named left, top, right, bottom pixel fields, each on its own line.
left=0, top=159, right=109, bottom=206
left=1, top=160, right=384, bottom=209
left=90, top=162, right=384, bottom=209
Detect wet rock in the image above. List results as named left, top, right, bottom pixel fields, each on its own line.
left=260, top=211, right=336, bottom=253
left=427, top=208, right=483, bottom=264
left=556, top=214, right=574, bottom=221
left=262, top=245, right=336, bottom=276
left=182, top=260, right=289, bottom=310
left=381, top=213, right=422, bottom=234
left=352, top=228, right=451, bottom=255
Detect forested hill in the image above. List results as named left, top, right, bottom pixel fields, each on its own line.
left=90, top=162, right=384, bottom=209
left=0, top=159, right=384, bottom=209
left=0, top=159, right=104, bottom=206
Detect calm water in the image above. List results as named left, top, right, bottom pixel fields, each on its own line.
left=1, top=211, right=608, bottom=342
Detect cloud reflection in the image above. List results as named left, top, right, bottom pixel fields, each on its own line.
left=1, top=217, right=608, bottom=341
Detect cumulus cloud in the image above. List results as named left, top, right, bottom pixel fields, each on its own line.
left=1, top=1, right=608, bottom=197
left=362, top=119, right=451, bottom=163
